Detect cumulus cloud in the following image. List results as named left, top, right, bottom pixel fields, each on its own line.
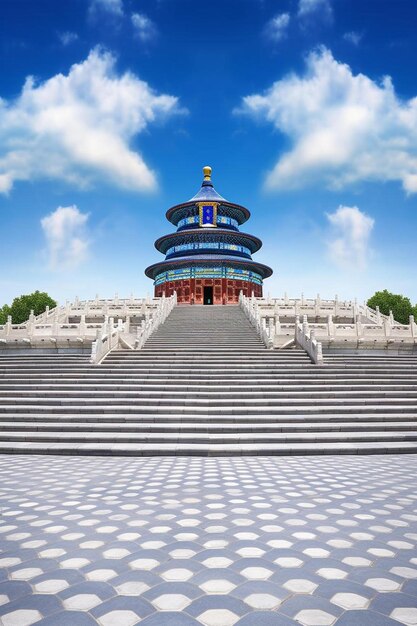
left=59, top=31, right=79, bottom=46
left=238, top=48, right=417, bottom=194
left=0, top=48, right=181, bottom=194
left=131, top=13, right=157, bottom=42
left=41, top=206, right=90, bottom=270
left=343, top=31, right=363, bottom=46
left=326, top=205, right=374, bottom=269
left=90, top=0, right=123, bottom=17
left=265, top=13, right=290, bottom=42
left=298, top=0, right=332, bottom=19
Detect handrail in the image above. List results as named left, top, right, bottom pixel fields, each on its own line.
left=295, top=315, right=323, bottom=364
left=135, top=292, right=177, bottom=349
left=240, top=292, right=274, bottom=349
left=90, top=318, right=123, bottom=364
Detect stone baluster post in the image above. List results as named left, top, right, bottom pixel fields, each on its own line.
left=315, top=293, right=321, bottom=317
left=5, top=315, right=12, bottom=337
left=410, top=315, right=416, bottom=339
left=355, top=315, right=362, bottom=339
left=376, top=306, right=382, bottom=324
left=79, top=314, right=87, bottom=336
left=327, top=314, right=334, bottom=338
left=274, top=315, right=281, bottom=335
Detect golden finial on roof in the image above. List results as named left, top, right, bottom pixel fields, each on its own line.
left=203, top=165, right=212, bottom=181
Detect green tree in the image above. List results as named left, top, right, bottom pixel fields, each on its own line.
left=0, top=304, right=11, bottom=325
left=367, top=290, right=414, bottom=325
left=2, top=291, right=57, bottom=324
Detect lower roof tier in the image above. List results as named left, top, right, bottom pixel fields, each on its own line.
left=145, top=256, right=273, bottom=283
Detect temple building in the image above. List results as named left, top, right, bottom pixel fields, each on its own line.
left=145, top=166, right=273, bottom=304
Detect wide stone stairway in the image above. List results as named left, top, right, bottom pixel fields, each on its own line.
left=0, top=305, right=417, bottom=455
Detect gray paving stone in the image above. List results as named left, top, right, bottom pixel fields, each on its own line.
left=0, top=454, right=417, bottom=624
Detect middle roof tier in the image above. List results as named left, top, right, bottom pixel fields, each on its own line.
left=154, top=228, right=262, bottom=258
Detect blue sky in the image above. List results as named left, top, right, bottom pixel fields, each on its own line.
left=1, top=0, right=417, bottom=305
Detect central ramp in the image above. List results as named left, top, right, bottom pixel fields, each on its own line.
left=0, top=305, right=417, bottom=455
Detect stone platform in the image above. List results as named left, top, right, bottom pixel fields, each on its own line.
left=0, top=454, right=416, bottom=625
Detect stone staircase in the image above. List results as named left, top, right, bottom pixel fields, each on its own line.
left=0, top=305, right=416, bottom=456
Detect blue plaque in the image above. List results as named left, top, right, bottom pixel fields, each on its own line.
left=198, top=202, right=218, bottom=227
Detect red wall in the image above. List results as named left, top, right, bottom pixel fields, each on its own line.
left=155, top=278, right=262, bottom=304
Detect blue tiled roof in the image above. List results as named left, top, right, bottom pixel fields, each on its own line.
left=189, top=181, right=227, bottom=202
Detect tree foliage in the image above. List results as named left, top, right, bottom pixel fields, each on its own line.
left=0, top=291, right=57, bottom=325
left=367, top=289, right=415, bottom=325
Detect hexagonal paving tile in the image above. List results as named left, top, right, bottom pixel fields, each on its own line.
left=199, top=579, right=237, bottom=594
left=202, top=557, right=233, bottom=569
left=116, top=581, right=150, bottom=595
left=10, top=568, right=43, bottom=580
left=331, top=592, right=369, bottom=610
left=244, top=593, right=282, bottom=609
left=63, top=593, right=102, bottom=610
left=86, top=569, right=117, bottom=581
left=33, top=579, right=70, bottom=593
left=2, top=610, right=42, bottom=626
left=129, top=559, right=159, bottom=570
left=103, top=548, right=131, bottom=559
left=365, top=577, right=402, bottom=592
left=161, top=568, right=194, bottom=581
left=390, top=608, right=417, bottom=625
left=197, top=609, right=240, bottom=626
left=390, top=567, right=417, bottom=579
left=240, top=567, right=273, bottom=580
left=275, top=557, right=303, bottom=568
left=152, top=594, right=192, bottom=611
left=98, top=610, right=141, bottom=626
left=283, top=579, right=318, bottom=594
left=316, top=568, right=348, bottom=580
left=295, top=609, right=337, bottom=626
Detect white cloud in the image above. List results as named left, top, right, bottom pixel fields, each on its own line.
left=298, top=0, right=332, bottom=18
left=90, top=0, right=123, bottom=16
left=326, top=205, right=374, bottom=269
left=265, top=13, right=290, bottom=42
left=238, top=47, right=417, bottom=194
left=343, top=31, right=363, bottom=46
left=59, top=31, right=79, bottom=46
left=131, top=13, right=157, bottom=42
left=0, top=48, right=182, bottom=194
left=41, top=206, right=90, bottom=270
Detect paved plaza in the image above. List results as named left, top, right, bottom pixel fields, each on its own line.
left=0, top=455, right=416, bottom=625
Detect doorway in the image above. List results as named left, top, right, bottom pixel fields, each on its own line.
left=203, top=286, right=213, bottom=305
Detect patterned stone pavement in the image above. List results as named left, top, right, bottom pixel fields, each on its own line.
left=0, top=455, right=417, bottom=626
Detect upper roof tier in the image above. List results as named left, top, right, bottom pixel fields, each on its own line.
left=166, top=166, right=251, bottom=226
left=188, top=166, right=227, bottom=202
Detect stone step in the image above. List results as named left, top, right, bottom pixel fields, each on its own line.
left=0, top=420, right=414, bottom=433
left=1, top=430, right=417, bottom=445
left=0, top=440, right=416, bottom=456
left=2, top=382, right=417, bottom=391
left=0, top=403, right=416, bottom=414
left=1, top=411, right=415, bottom=423
left=1, top=389, right=417, bottom=399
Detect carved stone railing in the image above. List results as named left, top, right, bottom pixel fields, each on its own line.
left=90, top=318, right=124, bottom=364
left=250, top=293, right=392, bottom=324
left=295, top=315, right=323, bottom=364
left=135, top=292, right=177, bottom=349
left=240, top=292, right=274, bottom=349
left=0, top=314, right=102, bottom=344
